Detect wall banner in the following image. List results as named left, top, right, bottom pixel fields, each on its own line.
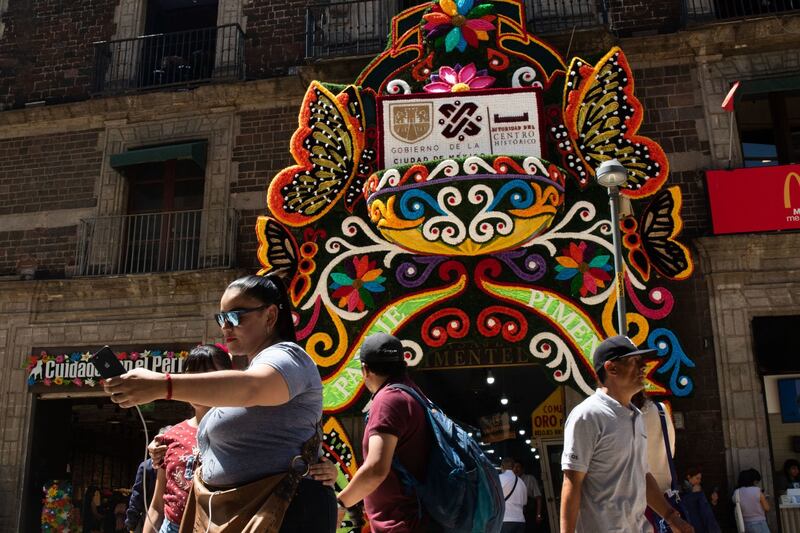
left=25, top=349, right=188, bottom=388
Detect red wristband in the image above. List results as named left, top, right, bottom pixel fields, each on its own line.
left=165, top=372, right=172, bottom=400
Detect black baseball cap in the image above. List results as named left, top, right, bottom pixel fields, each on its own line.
left=593, top=335, right=656, bottom=375
left=359, top=333, right=405, bottom=364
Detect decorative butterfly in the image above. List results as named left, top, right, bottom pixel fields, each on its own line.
left=552, top=47, right=668, bottom=197
left=621, top=186, right=693, bottom=281
left=267, top=83, right=376, bottom=226
left=256, top=216, right=318, bottom=306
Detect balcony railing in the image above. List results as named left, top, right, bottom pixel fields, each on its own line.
left=76, top=208, right=238, bottom=276
left=684, top=0, right=799, bottom=21
left=525, top=0, right=607, bottom=34
left=92, top=24, right=245, bottom=95
left=306, top=0, right=401, bottom=59
left=304, top=0, right=607, bottom=59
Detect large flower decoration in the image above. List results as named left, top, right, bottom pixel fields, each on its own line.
left=555, top=242, right=613, bottom=297
left=330, top=255, right=386, bottom=312
left=423, top=0, right=496, bottom=53
left=424, top=63, right=495, bottom=93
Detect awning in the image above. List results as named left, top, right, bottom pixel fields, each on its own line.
left=738, top=75, right=800, bottom=100
left=110, top=141, right=207, bottom=171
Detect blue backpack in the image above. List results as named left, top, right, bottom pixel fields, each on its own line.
left=387, top=383, right=505, bottom=533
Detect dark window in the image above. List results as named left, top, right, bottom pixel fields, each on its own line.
left=124, top=157, right=205, bottom=272
left=140, top=0, right=220, bottom=87
left=737, top=90, right=800, bottom=168
left=752, top=315, right=800, bottom=374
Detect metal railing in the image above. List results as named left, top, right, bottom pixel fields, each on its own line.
left=76, top=208, right=238, bottom=276
left=683, top=0, right=799, bottom=21
left=92, top=24, right=245, bottom=95
left=306, top=0, right=401, bottom=58
left=525, top=0, right=607, bottom=34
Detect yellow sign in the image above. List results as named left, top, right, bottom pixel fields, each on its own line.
left=531, top=387, right=565, bottom=438
left=784, top=172, right=800, bottom=209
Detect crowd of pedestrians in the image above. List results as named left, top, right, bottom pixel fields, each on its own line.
left=102, top=274, right=776, bottom=533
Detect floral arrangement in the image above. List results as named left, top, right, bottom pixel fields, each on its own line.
left=423, top=0, right=496, bottom=52
left=423, top=63, right=495, bottom=93
left=41, top=480, right=77, bottom=532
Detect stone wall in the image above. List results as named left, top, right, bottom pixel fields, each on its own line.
left=697, top=232, right=800, bottom=530
left=0, top=129, right=101, bottom=214
left=241, top=0, right=307, bottom=78
left=0, top=0, right=118, bottom=109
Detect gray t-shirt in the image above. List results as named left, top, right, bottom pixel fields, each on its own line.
left=197, top=342, right=323, bottom=487
left=561, top=389, right=649, bottom=533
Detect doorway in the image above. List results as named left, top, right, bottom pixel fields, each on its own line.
left=410, top=363, right=559, bottom=532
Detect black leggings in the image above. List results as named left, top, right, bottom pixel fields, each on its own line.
left=279, top=478, right=337, bottom=533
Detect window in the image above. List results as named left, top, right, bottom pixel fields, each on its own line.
left=737, top=89, right=800, bottom=168
left=139, top=0, right=220, bottom=87
left=752, top=315, right=800, bottom=374
left=123, top=152, right=206, bottom=273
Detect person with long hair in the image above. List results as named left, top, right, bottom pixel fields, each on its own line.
left=143, top=344, right=232, bottom=533
left=104, top=274, right=337, bottom=532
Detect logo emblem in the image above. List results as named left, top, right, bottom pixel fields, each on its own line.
left=784, top=172, right=800, bottom=209
left=438, top=101, right=482, bottom=141
left=389, top=103, right=433, bottom=143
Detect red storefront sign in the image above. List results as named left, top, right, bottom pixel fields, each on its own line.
left=707, top=164, right=800, bottom=234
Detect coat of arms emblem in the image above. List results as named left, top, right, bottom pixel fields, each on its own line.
left=389, top=103, right=433, bottom=143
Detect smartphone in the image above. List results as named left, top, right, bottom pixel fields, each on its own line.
left=89, top=346, right=127, bottom=379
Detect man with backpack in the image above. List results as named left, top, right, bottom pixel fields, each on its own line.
left=336, top=332, right=437, bottom=532
left=337, top=332, right=505, bottom=532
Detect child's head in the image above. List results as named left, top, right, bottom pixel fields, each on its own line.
left=685, top=466, right=702, bottom=486
left=184, top=344, right=232, bottom=374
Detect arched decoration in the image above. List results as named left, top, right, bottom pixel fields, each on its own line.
left=259, top=0, right=696, bottom=500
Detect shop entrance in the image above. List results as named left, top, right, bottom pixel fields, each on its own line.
left=411, top=363, right=561, bottom=532
left=536, top=439, right=565, bottom=533
left=21, top=395, right=186, bottom=532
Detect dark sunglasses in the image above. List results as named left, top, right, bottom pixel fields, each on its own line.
left=214, top=305, right=268, bottom=328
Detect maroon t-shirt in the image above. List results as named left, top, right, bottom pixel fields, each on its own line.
left=363, top=376, right=432, bottom=533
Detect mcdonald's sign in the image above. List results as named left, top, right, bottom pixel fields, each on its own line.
left=707, top=164, right=800, bottom=234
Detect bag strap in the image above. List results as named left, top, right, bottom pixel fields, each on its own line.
left=655, top=402, right=680, bottom=492
left=504, top=476, right=519, bottom=501
left=382, top=383, right=430, bottom=490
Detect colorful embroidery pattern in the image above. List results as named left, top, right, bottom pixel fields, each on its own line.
left=259, top=0, right=698, bottom=500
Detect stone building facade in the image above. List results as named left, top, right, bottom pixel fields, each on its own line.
left=0, top=0, right=798, bottom=530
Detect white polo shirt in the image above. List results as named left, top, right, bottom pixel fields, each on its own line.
left=561, top=389, right=649, bottom=533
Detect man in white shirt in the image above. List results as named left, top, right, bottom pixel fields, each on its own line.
left=560, top=335, right=694, bottom=533
left=500, top=456, right=528, bottom=533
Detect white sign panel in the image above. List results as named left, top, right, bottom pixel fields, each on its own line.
left=379, top=88, right=543, bottom=167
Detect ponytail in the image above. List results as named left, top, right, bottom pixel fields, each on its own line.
left=226, top=274, right=297, bottom=343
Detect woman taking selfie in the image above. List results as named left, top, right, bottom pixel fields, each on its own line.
left=105, top=274, right=337, bottom=532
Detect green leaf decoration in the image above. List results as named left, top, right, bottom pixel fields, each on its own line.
left=467, top=3, right=495, bottom=17
left=445, top=27, right=462, bottom=53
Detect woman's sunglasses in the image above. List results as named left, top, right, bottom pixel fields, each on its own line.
left=214, top=305, right=268, bottom=328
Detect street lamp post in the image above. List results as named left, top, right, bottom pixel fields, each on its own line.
left=595, top=159, right=628, bottom=336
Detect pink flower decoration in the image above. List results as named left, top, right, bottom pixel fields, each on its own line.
left=424, top=63, right=495, bottom=93
left=130, top=352, right=139, bottom=361
left=43, top=378, right=52, bottom=386
left=55, top=355, right=64, bottom=363
left=73, top=378, right=83, bottom=387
